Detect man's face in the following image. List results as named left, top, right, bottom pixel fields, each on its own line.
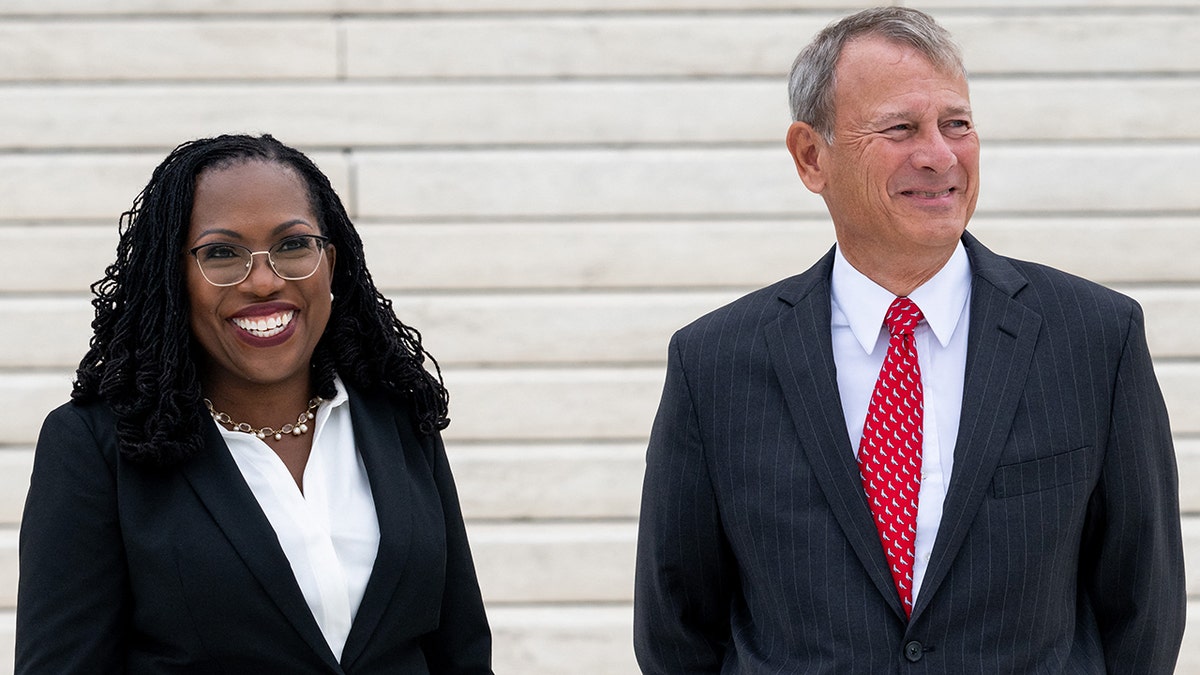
left=802, top=36, right=979, bottom=268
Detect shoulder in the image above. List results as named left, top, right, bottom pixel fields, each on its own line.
left=673, top=249, right=835, bottom=350
left=29, top=399, right=122, bottom=502
left=966, top=233, right=1141, bottom=333
left=38, top=399, right=119, bottom=458
left=1002, top=258, right=1140, bottom=331
left=677, top=279, right=792, bottom=338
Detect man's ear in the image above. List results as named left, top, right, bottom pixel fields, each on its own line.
left=786, top=121, right=828, bottom=194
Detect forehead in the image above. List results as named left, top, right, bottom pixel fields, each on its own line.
left=188, top=159, right=319, bottom=241
left=194, top=159, right=306, bottom=199
left=831, top=36, right=970, bottom=123
left=191, top=160, right=316, bottom=220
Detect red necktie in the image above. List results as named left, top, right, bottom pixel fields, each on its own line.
left=857, top=297, right=924, bottom=618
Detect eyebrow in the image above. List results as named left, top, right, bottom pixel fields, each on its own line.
left=193, top=219, right=316, bottom=242
left=871, top=105, right=974, bottom=128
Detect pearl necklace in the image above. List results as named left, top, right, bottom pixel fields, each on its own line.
left=204, top=396, right=323, bottom=442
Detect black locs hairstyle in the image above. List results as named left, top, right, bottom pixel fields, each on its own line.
left=73, top=134, right=450, bottom=465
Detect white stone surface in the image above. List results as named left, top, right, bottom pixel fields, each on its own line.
left=468, top=522, right=636, bottom=603
left=352, top=148, right=819, bottom=219
left=4, top=79, right=1200, bottom=151
left=5, top=287, right=1195, bottom=369
left=351, top=145, right=1200, bottom=220
left=1177, top=439, right=1200, bottom=513
left=1161, top=364, right=1200, bottom=434
left=0, top=531, right=13, bottom=609
left=344, top=15, right=829, bottom=79
left=0, top=20, right=336, bottom=81
left=0, top=225, right=118, bottom=293
left=0, top=152, right=349, bottom=221
left=1117, top=287, right=1200, bottom=358
left=1182, top=601, right=1200, bottom=674
left=0, top=450, right=32, bottom=527
left=439, top=367, right=665, bottom=442
left=3, top=0, right=1195, bottom=13
left=0, top=611, right=11, bottom=675
left=488, top=604, right=637, bottom=675
left=2, top=4, right=1198, bottom=674
left=449, top=442, right=645, bottom=520
left=948, top=13, right=1200, bottom=74
left=0, top=367, right=667, bottom=445
left=344, top=13, right=1200, bottom=79
left=5, top=219, right=1197, bottom=295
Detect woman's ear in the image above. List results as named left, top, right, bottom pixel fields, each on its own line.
left=786, top=121, right=829, bottom=194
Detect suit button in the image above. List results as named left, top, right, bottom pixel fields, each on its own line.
left=904, top=641, right=924, bottom=662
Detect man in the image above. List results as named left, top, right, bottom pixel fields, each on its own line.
left=633, top=7, right=1185, bottom=673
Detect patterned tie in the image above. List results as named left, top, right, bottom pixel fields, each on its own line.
left=857, top=296, right=924, bottom=618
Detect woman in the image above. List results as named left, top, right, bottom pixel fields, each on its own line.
left=16, top=134, right=493, bottom=674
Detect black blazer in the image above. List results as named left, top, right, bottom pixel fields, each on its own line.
left=17, top=384, right=492, bottom=674
left=634, top=233, right=1185, bottom=674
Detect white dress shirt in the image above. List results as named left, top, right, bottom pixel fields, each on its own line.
left=830, top=242, right=971, bottom=603
left=216, top=376, right=380, bottom=660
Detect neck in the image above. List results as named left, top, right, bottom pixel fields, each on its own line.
left=201, top=372, right=316, bottom=430
left=837, top=241, right=956, bottom=297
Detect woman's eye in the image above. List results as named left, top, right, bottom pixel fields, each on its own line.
left=201, top=245, right=240, bottom=260
left=276, top=237, right=315, bottom=252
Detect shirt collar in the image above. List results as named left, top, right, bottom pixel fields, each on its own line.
left=831, top=240, right=972, bottom=355
left=327, top=374, right=351, bottom=410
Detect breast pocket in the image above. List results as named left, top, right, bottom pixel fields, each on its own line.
left=991, top=446, right=1093, bottom=499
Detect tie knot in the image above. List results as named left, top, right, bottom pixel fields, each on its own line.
left=884, top=297, right=923, bottom=336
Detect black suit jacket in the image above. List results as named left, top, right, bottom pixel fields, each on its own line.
left=17, top=384, right=492, bottom=674
left=634, top=233, right=1185, bottom=674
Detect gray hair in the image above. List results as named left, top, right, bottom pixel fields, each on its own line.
left=787, top=7, right=966, bottom=141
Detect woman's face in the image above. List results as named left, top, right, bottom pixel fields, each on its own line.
left=184, top=159, right=335, bottom=396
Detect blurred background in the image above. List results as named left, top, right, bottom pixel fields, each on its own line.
left=0, top=1, right=1197, bottom=672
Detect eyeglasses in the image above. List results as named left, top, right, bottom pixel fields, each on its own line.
left=188, top=234, right=331, bottom=287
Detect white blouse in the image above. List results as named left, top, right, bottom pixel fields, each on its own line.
left=215, top=377, right=380, bottom=660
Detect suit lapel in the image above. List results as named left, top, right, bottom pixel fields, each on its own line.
left=764, top=247, right=906, bottom=618
left=339, top=387, right=415, bottom=670
left=910, top=233, right=1042, bottom=620
left=180, top=421, right=342, bottom=672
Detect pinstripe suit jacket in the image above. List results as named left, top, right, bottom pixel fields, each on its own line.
left=633, top=232, right=1185, bottom=674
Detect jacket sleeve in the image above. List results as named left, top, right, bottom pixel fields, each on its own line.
left=16, top=403, right=130, bottom=675
left=1081, top=302, right=1185, bottom=672
left=634, top=334, right=733, bottom=673
left=419, top=430, right=494, bottom=674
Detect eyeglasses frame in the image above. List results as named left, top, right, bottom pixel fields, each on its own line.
left=187, top=234, right=332, bottom=287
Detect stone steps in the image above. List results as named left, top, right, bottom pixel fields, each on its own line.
left=3, top=2, right=1198, bottom=673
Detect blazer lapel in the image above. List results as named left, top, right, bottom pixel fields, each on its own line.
left=910, top=233, right=1042, bottom=620
left=339, top=388, right=415, bottom=670
left=180, top=422, right=342, bottom=672
left=764, top=247, right=906, bottom=619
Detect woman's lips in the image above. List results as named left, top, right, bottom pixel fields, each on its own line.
left=229, top=309, right=298, bottom=347
left=232, top=310, right=295, bottom=338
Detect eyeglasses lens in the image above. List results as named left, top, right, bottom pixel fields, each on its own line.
left=195, top=237, right=323, bottom=286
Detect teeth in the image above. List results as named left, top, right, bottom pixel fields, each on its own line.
left=233, top=310, right=294, bottom=338
left=908, top=189, right=952, bottom=198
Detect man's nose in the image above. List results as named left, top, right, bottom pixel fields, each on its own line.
left=911, top=129, right=958, bottom=173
